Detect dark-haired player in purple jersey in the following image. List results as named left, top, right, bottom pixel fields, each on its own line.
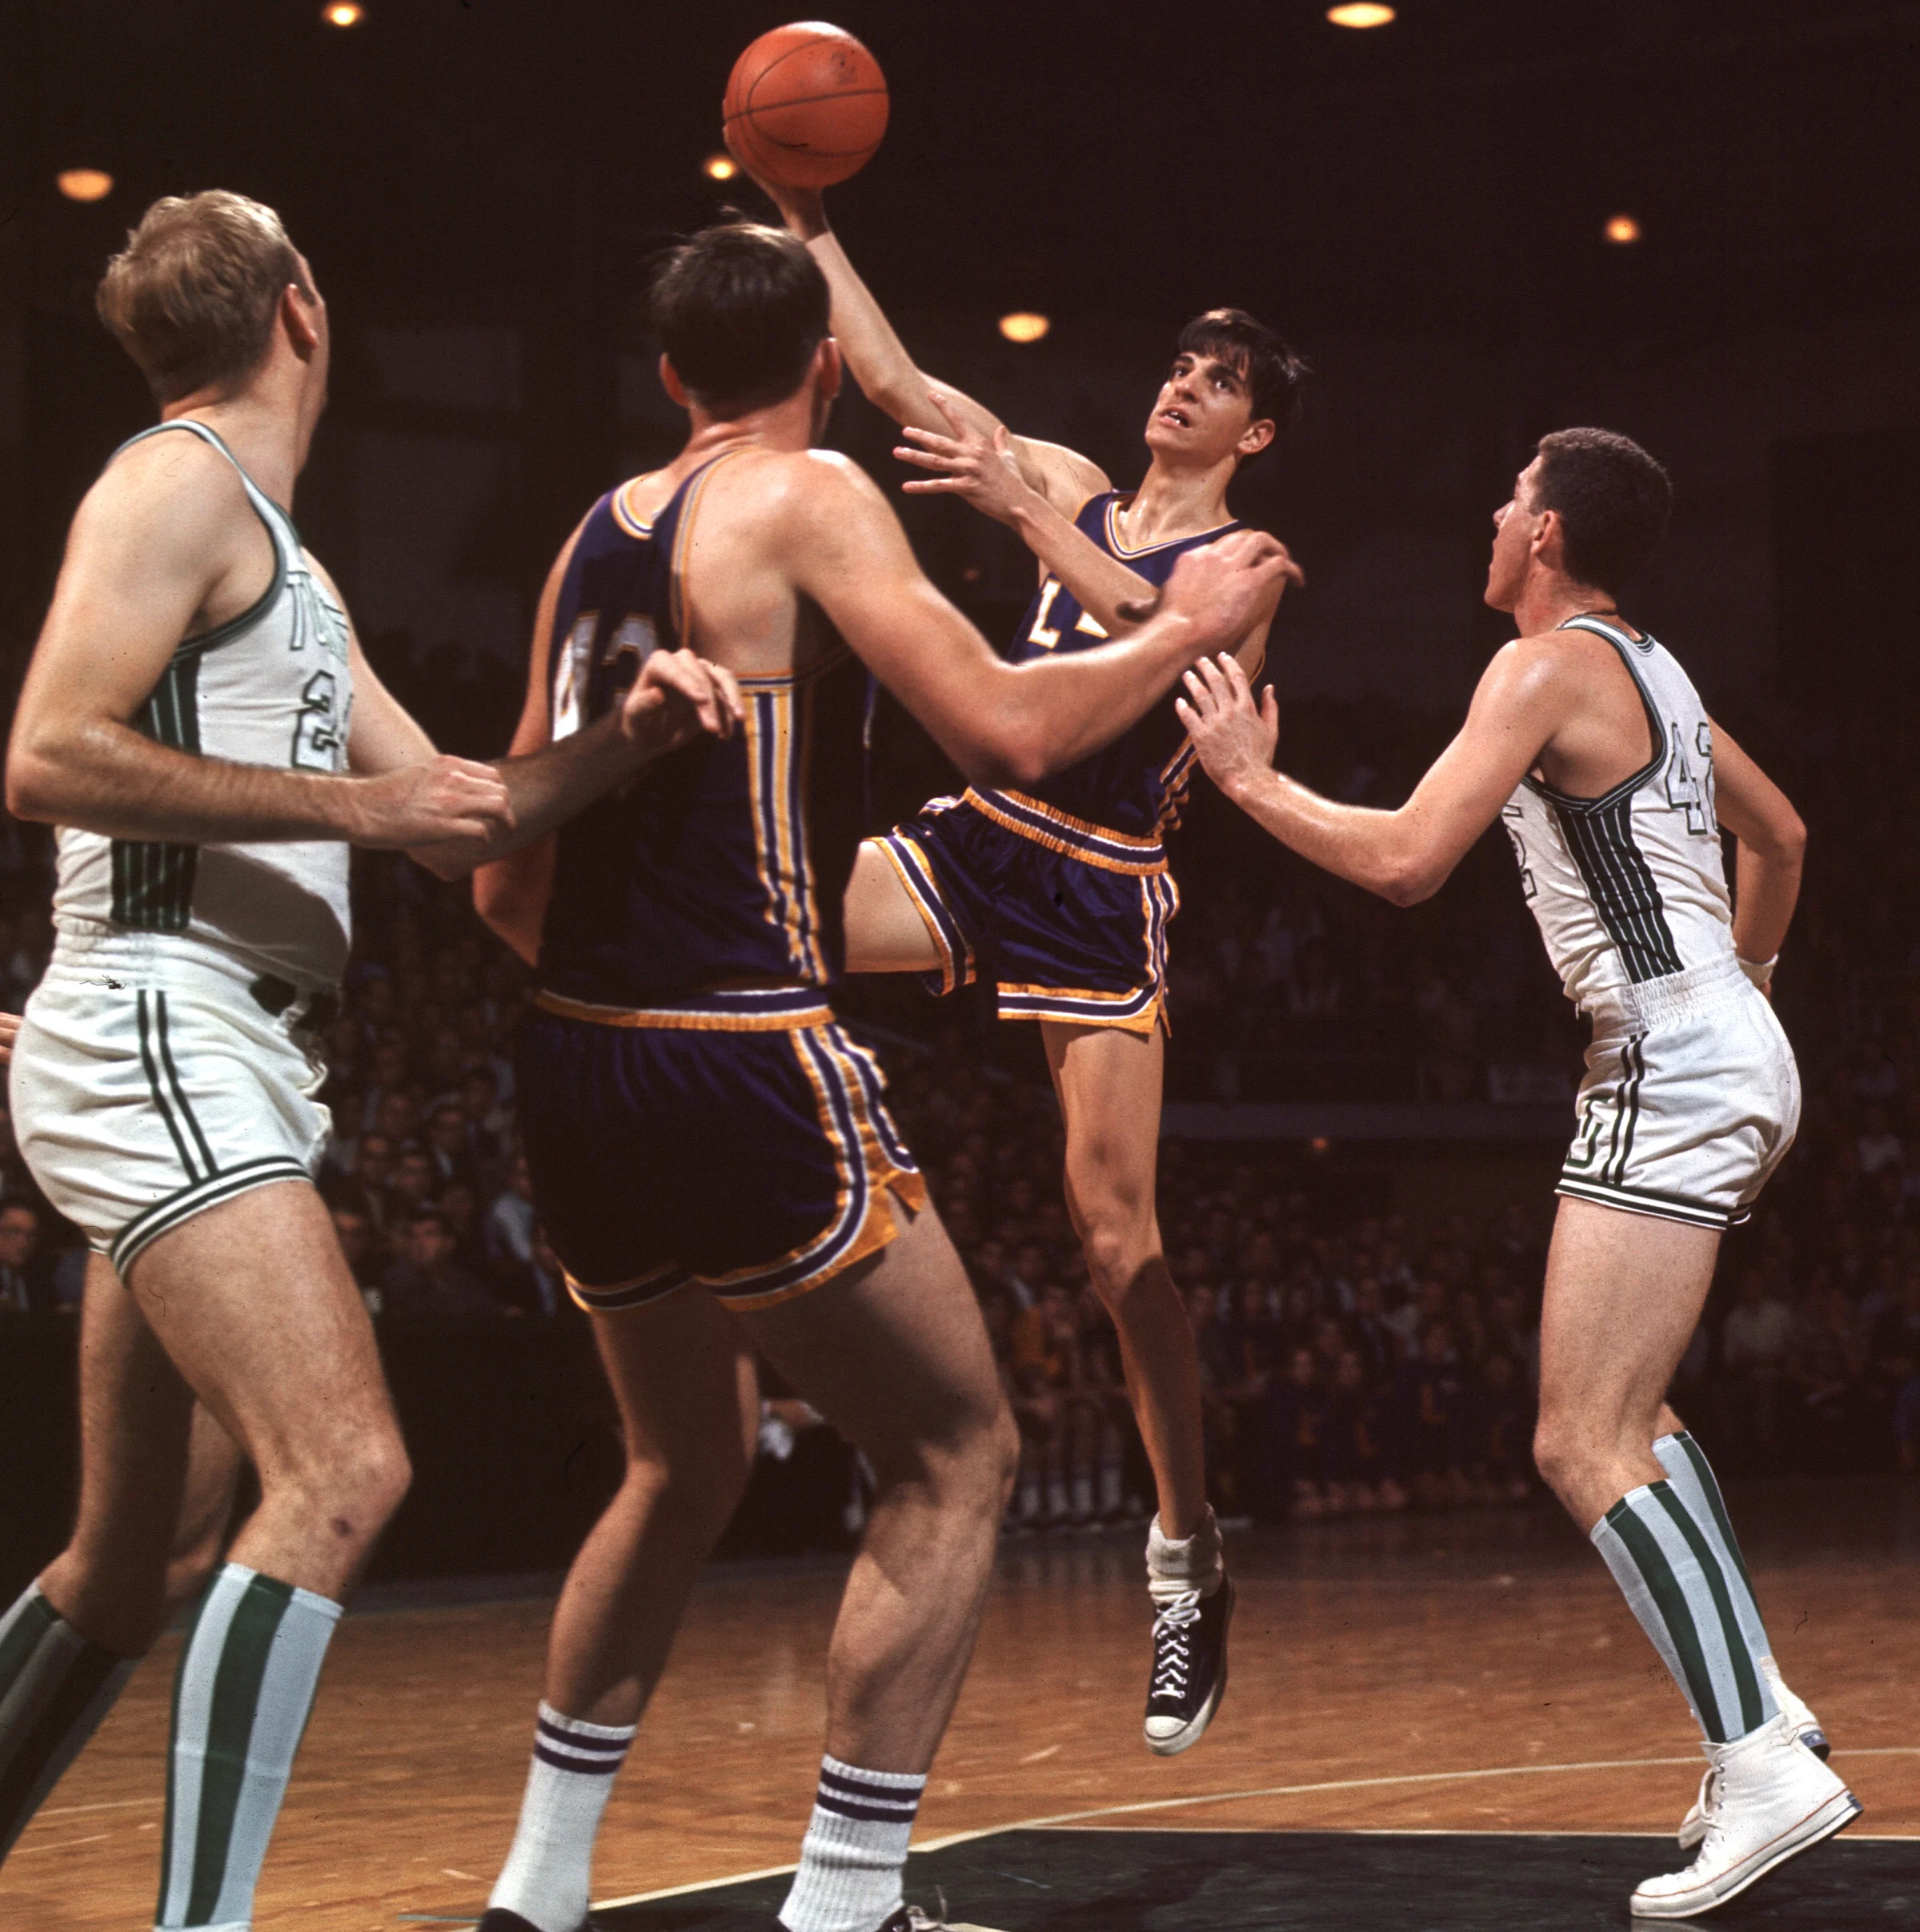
left=469, top=220, right=1287, bottom=1932
left=757, top=171, right=1305, bottom=1759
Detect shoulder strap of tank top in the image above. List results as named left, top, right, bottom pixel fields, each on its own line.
left=113, top=421, right=291, bottom=659
left=1559, top=611, right=1652, bottom=652
left=665, top=446, right=759, bottom=647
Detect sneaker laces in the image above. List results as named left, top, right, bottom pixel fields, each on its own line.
left=1149, top=1589, right=1202, bottom=1699
left=1694, top=1762, right=1722, bottom=1828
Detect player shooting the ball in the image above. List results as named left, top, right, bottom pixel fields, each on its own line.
left=745, top=146, right=1305, bottom=1758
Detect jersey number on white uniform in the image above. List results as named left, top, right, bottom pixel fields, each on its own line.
left=1663, top=722, right=1717, bottom=837
left=291, top=670, right=346, bottom=772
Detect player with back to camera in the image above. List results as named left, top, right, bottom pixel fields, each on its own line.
left=752, top=164, right=1305, bottom=1759
left=1176, top=428, right=1857, bottom=1922
left=467, top=223, right=1287, bottom=1932
left=0, top=190, right=744, bottom=1924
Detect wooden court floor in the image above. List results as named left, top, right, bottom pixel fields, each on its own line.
left=5, top=1479, right=1914, bottom=1930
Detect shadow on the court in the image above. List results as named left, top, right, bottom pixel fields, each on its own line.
left=591, top=1827, right=1918, bottom=1930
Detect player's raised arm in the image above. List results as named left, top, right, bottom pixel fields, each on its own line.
left=1176, top=638, right=1577, bottom=905
left=786, top=454, right=1288, bottom=788
left=1708, top=721, right=1806, bottom=984
left=752, top=176, right=1106, bottom=515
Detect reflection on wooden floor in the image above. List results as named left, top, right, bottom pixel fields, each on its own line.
left=4, top=1480, right=1915, bottom=1930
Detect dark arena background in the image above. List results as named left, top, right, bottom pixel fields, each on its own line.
left=2, top=4, right=1919, bottom=1928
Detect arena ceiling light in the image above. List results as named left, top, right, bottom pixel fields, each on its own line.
left=999, top=312, right=1050, bottom=344
left=322, top=3, right=365, bottom=26
left=703, top=153, right=740, bottom=181
left=1605, top=213, right=1643, bottom=244
left=1327, top=4, right=1396, bottom=26
left=56, top=168, right=113, bottom=202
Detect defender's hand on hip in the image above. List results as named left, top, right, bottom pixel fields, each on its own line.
left=1176, top=653, right=1281, bottom=800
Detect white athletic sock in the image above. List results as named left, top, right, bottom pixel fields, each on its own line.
left=1015, top=1478, right=1040, bottom=1522
left=487, top=1702, right=636, bottom=1932
left=1591, top=1481, right=1780, bottom=1746
left=1045, top=1477, right=1070, bottom=1521
left=1145, top=1508, right=1224, bottom=1607
left=0, top=1582, right=137, bottom=1859
left=777, top=1755, right=925, bottom=1932
left=1070, top=1473, right=1095, bottom=1521
left=156, top=1564, right=341, bottom=1930
left=1652, top=1431, right=1773, bottom=1672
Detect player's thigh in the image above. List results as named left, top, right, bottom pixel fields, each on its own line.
left=740, top=1200, right=1008, bottom=1486
left=1537, top=1196, right=1721, bottom=1437
left=126, top=1177, right=399, bottom=1479
left=63, top=1254, right=198, bottom=1561
left=590, top=1289, right=760, bottom=1484
left=843, top=838, right=944, bottom=975
left=1044, top=1019, right=1164, bottom=1217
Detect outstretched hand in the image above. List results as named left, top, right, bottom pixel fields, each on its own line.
left=620, top=647, right=745, bottom=759
left=1140, top=530, right=1304, bottom=638
left=894, top=391, right=1033, bottom=526
left=1176, top=652, right=1281, bottom=800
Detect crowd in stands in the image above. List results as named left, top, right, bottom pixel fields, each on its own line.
left=2, top=694, right=1918, bottom=1519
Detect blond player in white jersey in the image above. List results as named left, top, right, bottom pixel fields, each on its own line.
left=1177, top=428, right=1861, bottom=1922
left=0, top=192, right=740, bottom=1928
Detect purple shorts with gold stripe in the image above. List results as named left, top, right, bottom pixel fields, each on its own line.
left=876, top=789, right=1179, bottom=1036
left=517, top=985, right=925, bottom=1315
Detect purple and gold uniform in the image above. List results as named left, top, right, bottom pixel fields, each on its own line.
left=877, top=491, right=1241, bottom=1034
left=518, top=451, right=924, bottom=1314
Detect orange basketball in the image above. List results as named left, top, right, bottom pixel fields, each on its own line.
left=723, top=21, right=889, bottom=190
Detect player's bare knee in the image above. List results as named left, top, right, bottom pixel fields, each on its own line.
left=622, top=1445, right=748, bottom=1547
left=1080, top=1217, right=1150, bottom=1300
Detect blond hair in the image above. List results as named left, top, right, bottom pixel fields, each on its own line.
left=97, top=191, right=312, bottom=403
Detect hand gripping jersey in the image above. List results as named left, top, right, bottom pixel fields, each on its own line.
left=1501, top=614, right=1735, bottom=1014
left=980, top=490, right=1242, bottom=852
left=535, top=450, right=869, bottom=1020
left=50, top=419, right=354, bottom=991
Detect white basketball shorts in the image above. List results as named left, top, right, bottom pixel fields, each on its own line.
left=10, top=952, right=333, bottom=1277
left=1557, top=956, right=1800, bottom=1233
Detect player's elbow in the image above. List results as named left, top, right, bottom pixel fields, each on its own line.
left=1770, top=809, right=1808, bottom=865
left=1376, top=855, right=1443, bottom=908
left=4, top=741, right=64, bottom=824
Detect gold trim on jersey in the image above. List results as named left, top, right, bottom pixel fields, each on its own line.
left=1102, top=492, right=1239, bottom=559
left=963, top=787, right=1168, bottom=874
left=532, top=988, right=832, bottom=1032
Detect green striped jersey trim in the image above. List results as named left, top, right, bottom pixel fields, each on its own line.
left=110, top=421, right=290, bottom=663
left=110, top=656, right=202, bottom=932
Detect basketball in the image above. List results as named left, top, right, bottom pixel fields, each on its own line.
left=722, top=21, right=888, bottom=190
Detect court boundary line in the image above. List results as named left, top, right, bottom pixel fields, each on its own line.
left=593, top=1748, right=1920, bottom=1908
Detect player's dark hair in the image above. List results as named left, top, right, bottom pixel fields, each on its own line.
left=1530, top=428, right=1673, bottom=594
left=1176, top=308, right=1308, bottom=439
left=650, top=221, right=831, bottom=415
left=98, top=191, right=314, bottom=403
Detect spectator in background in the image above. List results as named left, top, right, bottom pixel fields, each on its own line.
left=331, top=1207, right=381, bottom=1311
left=381, top=1208, right=502, bottom=1317
left=0, top=1201, right=54, bottom=1313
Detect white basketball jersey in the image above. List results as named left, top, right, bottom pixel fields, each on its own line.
left=51, top=420, right=355, bottom=989
left=1501, top=615, right=1733, bottom=1012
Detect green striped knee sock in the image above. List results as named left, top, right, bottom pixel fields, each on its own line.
left=0, top=1583, right=136, bottom=1861
left=156, top=1564, right=341, bottom=1930
left=1652, top=1430, right=1772, bottom=1672
left=1592, top=1480, right=1779, bottom=1745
